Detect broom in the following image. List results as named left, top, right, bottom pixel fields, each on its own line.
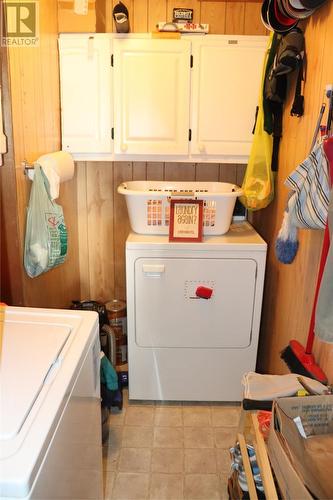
left=281, top=135, right=333, bottom=385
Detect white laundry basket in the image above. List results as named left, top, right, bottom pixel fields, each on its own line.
left=118, top=181, right=243, bottom=235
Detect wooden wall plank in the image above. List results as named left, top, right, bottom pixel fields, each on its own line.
left=133, top=0, right=149, bottom=31
left=219, top=164, right=237, bottom=183
left=96, top=0, right=107, bottom=31
left=125, top=0, right=135, bottom=31
left=0, top=45, right=24, bottom=305
left=236, top=164, right=247, bottom=185
left=225, top=1, right=245, bottom=34
left=147, top=162, right=165, bottom=180
left=200, top=1, right=226, bottom=33
left=105, top=0, right=113, bottom=31
left=148, top=0, right=167, bottom=32
left=133, top=161, right=147, bottom=179
left=196, top=163, right=219, bottom=181
left=113, top=162, right=133, bottom=300
left=76, top=161, right=90, bottom=300
left=86, top=162, right=115, bottom=302
left=58, top=1, right=96, bottom=32
left=164, top=163, right=196, bottom=180
left=244, top=2, right=266, bottom=35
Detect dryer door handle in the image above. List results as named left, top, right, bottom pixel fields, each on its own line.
left=143, top=264, right=165, bottom=277
left=196, top=286, right=213, bottom=299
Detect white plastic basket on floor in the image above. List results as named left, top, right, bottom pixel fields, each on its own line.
left=118, top=181, right=243, bottom=235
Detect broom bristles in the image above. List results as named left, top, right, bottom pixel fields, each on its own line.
left=281, top=344, right=328, bottom=384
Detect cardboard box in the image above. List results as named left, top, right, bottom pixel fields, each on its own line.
left=267, top=395, right=333, bottom=499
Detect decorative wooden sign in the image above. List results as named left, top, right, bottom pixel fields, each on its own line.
left=173, top=8, right=194, bottom=22
left=169, top=199, right=203, bottom=242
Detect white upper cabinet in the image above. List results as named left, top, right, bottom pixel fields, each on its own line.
left=113, top=39, right=191, bottom=156
left=58, top=35, right=112, bottom=153
left=190, top=36, right=267, bottom=159
left=58, top=34, right=268, bottom=161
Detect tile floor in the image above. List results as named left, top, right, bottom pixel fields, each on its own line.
left=103, top=390, right=241, bottom=499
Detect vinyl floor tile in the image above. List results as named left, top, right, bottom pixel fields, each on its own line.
left=150, top=473, right=183, bottom=500
left=104, top=400, right=240, bottom=499
left=112, top=472, right=150, bottom=500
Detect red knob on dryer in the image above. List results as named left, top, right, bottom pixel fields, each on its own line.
left=195, top=286, right=213, bottom=299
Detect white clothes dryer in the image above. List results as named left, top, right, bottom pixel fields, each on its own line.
left=0, top=306, right=102, bottom=500
left=125, top=222, right=267, bottom=401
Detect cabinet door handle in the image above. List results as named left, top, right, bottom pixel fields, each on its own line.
left=198, top=143, right=205, bottom=153
left=120, top=143, right=128, bottom=152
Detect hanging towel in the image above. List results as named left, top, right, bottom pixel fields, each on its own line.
left=315, top=184, right=333, bottom=343
left=100, top=352, right=118, bottom=391
left=242, top=372, right=327, bottom=400
left=286, top=143, right=329, bottom=229
left=276, top=143, right=330, bottom=263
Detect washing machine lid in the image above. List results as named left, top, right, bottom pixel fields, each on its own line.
left=0, top=318, right=71, bottom=441
left=0, top=306, right=98, bottom=499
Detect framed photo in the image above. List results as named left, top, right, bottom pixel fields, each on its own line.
left=169, top=199, right=203, bottom=242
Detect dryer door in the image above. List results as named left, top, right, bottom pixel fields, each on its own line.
left=134, top=257, right=257, bottom=348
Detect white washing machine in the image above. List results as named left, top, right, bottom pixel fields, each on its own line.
left=0, top=306, right=103, bottom=500
left=126, top=222, right=267, bottom=402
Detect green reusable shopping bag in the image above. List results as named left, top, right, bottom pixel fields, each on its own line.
left=24, top=165, right=68, bottom=278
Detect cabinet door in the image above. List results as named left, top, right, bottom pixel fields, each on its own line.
left=113, top=39, right=191, bottom=155
left=190, top=36, right=268, bottom=158
left=59, top=35, right=112, bottom=153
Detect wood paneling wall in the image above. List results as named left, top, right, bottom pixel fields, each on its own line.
left=57, top=0, right=267, bottom=35
left=252, top=2, right=333, bottom=382
left=58, top=0, right=98, bottom=32
left=0, top=45, right=23, bottom=304
left=6, top=0, right=81, bottom=308
left=104, top=0, right=266, bottom=35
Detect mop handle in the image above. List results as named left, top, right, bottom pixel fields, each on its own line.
left=306, top=140, right=333, bottom=354
left=306, top=224, right=330, bottom=353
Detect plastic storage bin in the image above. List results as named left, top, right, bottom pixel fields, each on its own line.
left=118, top=181, right=243, bottom=235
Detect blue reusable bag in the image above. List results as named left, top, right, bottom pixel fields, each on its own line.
left=24, top=165, right=68, bottom=278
